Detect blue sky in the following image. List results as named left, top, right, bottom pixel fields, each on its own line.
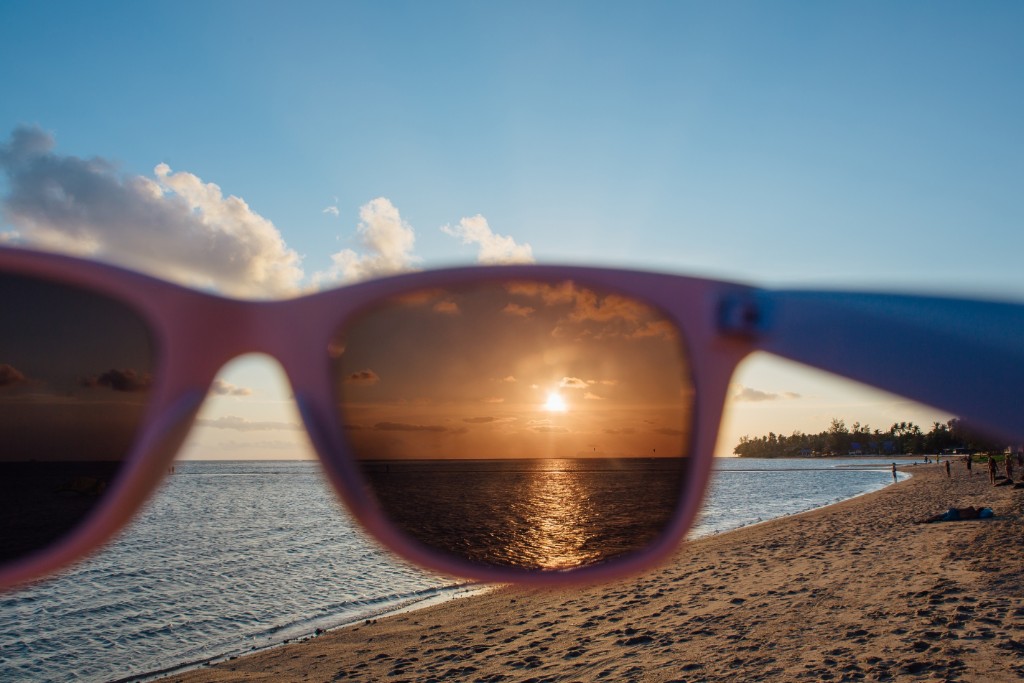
left=1, top=2, right=1021, bottom=457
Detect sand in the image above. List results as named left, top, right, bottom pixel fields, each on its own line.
left=161, top=463, right=1024, bottom=682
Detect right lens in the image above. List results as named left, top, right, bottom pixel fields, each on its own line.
left=0, top=273, right=156, bottom=564
left=332, top=278, right=694, bottom=572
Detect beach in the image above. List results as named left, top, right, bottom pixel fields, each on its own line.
left=161, top=463, right=1024, bottom=682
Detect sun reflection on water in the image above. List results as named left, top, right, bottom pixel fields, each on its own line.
left=515, top=463, right=596, bottom=569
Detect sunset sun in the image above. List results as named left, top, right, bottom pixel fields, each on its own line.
left=543, top=392, right=568, bottom=412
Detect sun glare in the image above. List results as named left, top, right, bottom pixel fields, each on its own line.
left=544, top=392, right=568, bottom=412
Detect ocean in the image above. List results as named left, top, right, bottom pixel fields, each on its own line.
left=0, top=457, right=912, bottom=682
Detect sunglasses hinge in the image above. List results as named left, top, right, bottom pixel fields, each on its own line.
left=717, top=292, right=770, bottom=338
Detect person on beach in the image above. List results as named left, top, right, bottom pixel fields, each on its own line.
left=919, top=506, right=981, bottom=523
left=1005, top=454, right=1013, bottom=482
left=945, top=460, right=951, bottom=478
left=988, top=455, right=998, bottom=485
left=966, top=456, right=972, bottom=475
left=891, top=463, right=897, bottom=482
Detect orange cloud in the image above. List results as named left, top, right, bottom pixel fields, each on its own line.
left=504, top=280, right=577, bottom=305
left=374, top=421, right=449, bottom=432
left=630, top=319, right=679, bottom=341
left=433, top=300, right=460, bottom=315
left=501, top=302, right=535, bottom=318
left=345, top=369, right=381, bottom=385
left=0, top=363, right=27, bottom=387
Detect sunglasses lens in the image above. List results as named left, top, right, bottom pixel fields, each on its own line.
left=333, top=279, right=693, bottom=571
left=0, top=273, right=156, bottom=564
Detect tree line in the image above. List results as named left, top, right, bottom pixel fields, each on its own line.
left=733, top=418, right=1005, bottom=458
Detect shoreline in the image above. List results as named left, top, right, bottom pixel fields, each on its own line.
left=129, top=584, right=493, bottom=683
left=159, top=463, right=1024, bottom=682
left=142, top=461, right=903, bottom=681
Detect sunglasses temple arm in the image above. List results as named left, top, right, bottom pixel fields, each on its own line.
left=753, top=291, right=1024, bottom=444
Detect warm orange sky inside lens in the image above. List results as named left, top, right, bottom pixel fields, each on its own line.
left=334, top=280, right=693, bottom=460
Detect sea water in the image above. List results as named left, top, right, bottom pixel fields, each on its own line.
left=0, top=457, right=911, bottom=682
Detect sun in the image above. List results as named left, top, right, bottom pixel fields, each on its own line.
left=544, top=392, right=568, bottom=412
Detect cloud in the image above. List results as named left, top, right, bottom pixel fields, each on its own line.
left=323, top=196, right=340, bottom=216
left=315, top=197, right=419, bottom=285
left=501, top=375, right=517, bottom=383
left=531, top=425, right=570, bottom=433
left=504, top=280, right=576, bottom=305
left=501, top=302, right=535, bottom=318
left=344, top=369, right=381, bottom=385
left=481, top=397, right=505, bottom=403
left=604, top=427, right=636, bottom=435
left=0, top=126, right=304, bottom=297
left=584, top=392, right=603, bottom=400
left=197, top=415, right=301, bottom=431
left=440, top=215, right=534, bottom=264
left=732, top=385, right=802, bottom=402
left=559, top=376, right=589, bottom=389
left=432, top=300, right=460, bottom=315
left=629, top=319, right=678, bottom=341
left=209, top=379, right=252, bottom=396
left=374, top=421, right=449, bottom=432
left=81, top=368, right=152, bottom=392
left=462, top=416, right=497, bottom=424
left=0, top=363, right=27, bottom=387
left=0, top=127, right=541, bottom=296
left=212, top=440, right=304, bottom=451
left=507, top=281, right=677, bottom=341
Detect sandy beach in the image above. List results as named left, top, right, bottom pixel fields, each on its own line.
left=161, top=463, right=1024, bottom=682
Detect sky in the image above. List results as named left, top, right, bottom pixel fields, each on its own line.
left=334, top=281, right=691, bottom=460
left=1, top=1, right=1021, bottom=459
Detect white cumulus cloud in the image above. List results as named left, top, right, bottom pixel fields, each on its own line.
left=0, top=126, right=304, bottom=298
left=314, top=197, right=420, bottom=285
left=0, top=126, right=539, bottom=296
left=441, top=214, right=534, bottom=264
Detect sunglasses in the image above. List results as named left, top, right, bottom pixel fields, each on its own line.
left=1, top=246, right=1022, bottom=590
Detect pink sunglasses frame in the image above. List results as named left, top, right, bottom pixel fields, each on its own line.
left=2, top=245, right=1023, bottom=590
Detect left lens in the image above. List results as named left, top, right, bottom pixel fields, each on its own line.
left=332, top=278, right=694, bottom=572
left=0, top=272, right=156, bottom=565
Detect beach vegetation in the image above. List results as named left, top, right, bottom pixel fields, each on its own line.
left=735, top=418, right=1006, bottom=457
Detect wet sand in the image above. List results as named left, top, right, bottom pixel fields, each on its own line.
left=162, top=463, right=1024, bottom=682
